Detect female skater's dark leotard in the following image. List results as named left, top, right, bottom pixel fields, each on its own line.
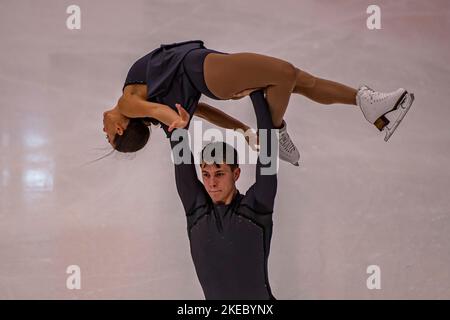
left=123, top=40, right=228, bottom=136
left=170, top=91, right=278, bottom=300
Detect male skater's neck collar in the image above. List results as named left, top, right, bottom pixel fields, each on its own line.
left=213, top=189, right=240, bottom=206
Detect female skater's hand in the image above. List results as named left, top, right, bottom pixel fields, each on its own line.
left=168, top=103, right=190, bottom=132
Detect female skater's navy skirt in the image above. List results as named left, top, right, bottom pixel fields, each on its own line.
left=182, top=48, right=228, bottom=101
left=122, top=41, right=229, bottom=135
left=123, top=47, right=228, bottom=102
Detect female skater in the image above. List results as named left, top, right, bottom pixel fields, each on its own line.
left=102, top=40, right=414, bottom=165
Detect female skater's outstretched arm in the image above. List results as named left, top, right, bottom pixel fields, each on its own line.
left=103, top=94, right=257, bottom=151
left=117, top=94, right=252, bottom=133
left=195, top=102, right=249, bottom=132
left=195, top=102, right=259, bottom=151
left=117, top=94, right=187, bottom=131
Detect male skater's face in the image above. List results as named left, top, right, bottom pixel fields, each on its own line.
left=200, top=163, right=240, bottom=204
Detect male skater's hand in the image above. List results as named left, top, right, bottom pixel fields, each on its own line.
left=168, top=103, right=190, bottom=132
left=242, top=127, right=260, bottom=152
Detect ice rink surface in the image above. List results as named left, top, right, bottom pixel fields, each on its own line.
left=1, top=0, right=449, bottom=299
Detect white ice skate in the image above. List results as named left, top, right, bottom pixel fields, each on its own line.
left=356, top=85, right=415, bottom=141
left=278, top=120, right=300, bottom=166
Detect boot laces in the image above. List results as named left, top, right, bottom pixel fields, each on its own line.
left=279, top=130, right=296, bottom=153
left=360, top=86, right=390, bottom=104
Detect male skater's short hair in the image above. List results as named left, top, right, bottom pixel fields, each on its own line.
left=200, top=142, right=239, bottom=171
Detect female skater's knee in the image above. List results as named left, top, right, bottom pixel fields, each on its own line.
left=280, top=62, right=298, bottom=88
left=295, top=68, right=316, bottom=88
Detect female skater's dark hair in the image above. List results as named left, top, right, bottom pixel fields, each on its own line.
left=81, top=117, right=157, bottom=165
left=113, top=117, right=154, bottom=153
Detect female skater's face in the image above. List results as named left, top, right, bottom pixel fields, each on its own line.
left=102, top=106, right=129, bottom=147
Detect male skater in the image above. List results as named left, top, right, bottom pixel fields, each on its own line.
left=170, top=90, right=278, bottom=299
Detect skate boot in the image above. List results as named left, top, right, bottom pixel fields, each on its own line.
left=356, top=85, right=415, bottom=141
left=278, top=120, right=300, bottom=166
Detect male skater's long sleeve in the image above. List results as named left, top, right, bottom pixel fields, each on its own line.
left=169, top=130, right=208, bottom=215
left=244, top=90, right=278, bottom=214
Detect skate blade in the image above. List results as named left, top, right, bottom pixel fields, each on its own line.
left=279, top=157, right=300, bottom=166
left=383, top=93, right=415, bottom=141
left=374, top=90, right=407, bottom=131
left=278, top=154, right=301, bottom=166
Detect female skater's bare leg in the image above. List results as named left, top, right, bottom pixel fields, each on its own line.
left=204, top=52, right=297, bottom=128
left=204, top=52, right=415, bottom=158
left=292, top=70, right=358, bottom=106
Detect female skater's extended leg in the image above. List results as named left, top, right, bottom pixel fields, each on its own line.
left=204, top=52, right=415, bottom=164
left=204, top=52, right=297, bottom=128
left=292, top=72, right=357, bottom=105
left=292, top=69, right=415, bottom=141
left=205, top=54, right=357, bottom=122
left=205, top=54, right=358, bottom=126
left=204, top=52, right=302, bottom=165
